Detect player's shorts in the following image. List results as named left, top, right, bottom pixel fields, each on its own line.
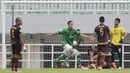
left=63, top=49, right=80, bottom=57
left=111, top=44, right=122, bottom=53
left=63, top=44, right=73, bottom=52
left=11, top=43, right=22, bottom=55
left=98, top=44, right=108, bottom=53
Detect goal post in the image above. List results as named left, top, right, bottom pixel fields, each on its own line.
left=1, top=0, right=6, bottom=69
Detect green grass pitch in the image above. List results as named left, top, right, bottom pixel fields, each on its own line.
left=1, top=68, right=130, bottom=73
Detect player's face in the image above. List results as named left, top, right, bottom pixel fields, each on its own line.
left=114, top=20, right=120, bottom=26
left=68, top=22, right=73, bottom=29
left=16, top=17, right=22, bottom=26
left=18, top=20, right=22, bottom=26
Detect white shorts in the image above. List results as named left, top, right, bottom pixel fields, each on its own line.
left=63, top=49, right=80, bottom=57
left=63, top=44, right=73, bottom=52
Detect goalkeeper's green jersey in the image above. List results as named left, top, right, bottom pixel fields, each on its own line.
left=59, top=28, right=78, bottom=46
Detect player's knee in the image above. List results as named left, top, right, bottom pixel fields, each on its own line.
left=69, top=48, right=73, bottom=53
left=63, top=44, right=73, bottom=52
left=90, top=58, right=94, bottom=62
left=62, top=54, right=66, bottom=58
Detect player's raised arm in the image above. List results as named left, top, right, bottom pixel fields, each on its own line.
left=47, top=29, right=64, bottom=35
left=80, top=34, right=93, bottom=41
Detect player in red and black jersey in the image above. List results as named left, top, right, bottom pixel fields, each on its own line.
left=10, top=17, right=26, bottom=72
left=94, top=16, right=110, bottom=70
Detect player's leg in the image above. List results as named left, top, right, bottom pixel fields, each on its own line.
left=71, top=49, right=83, bottom=68
left=54, top=50, right=66, bottom=68
left=62, top=44, right=73, bottom=66
left=55, top=54, right=66, bottom=61
left=61, top=51, right=72, bottom=67
left=14, top=54, right=19, bottom=72
left=14, top=44, right=22, bottom=72
left=97, top=45, right=107, bottom=70
left=117, top=45, right=122, bottom=69
left=86, top=55, right=98, bottom=69
left=11, top=44, right=17, bottom=71
left=98, top=53, right=105, bottom=70
left=111, top=44, right=117, bottom=69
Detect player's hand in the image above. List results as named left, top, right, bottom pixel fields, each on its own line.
left=119, top=37, right=124, bottom=43
left=23, top=46, right=27, bottom=52
left=89, top=36, right=95, bottom=41
left=108, top=40, right=111, bottom=48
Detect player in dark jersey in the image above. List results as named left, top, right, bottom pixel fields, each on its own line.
left=94, top=16, right=110, bottom=70
left=84, top=47, right=111, bottom=69
left=10, top=17, right=26, bottom=72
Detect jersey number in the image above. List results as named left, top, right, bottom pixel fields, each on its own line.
left=11, top=30, right=15, bottom=38
left=100, top=28, right=104, bottom=36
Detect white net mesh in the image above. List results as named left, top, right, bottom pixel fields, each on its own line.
left=2, top=34, right=130, bottom=68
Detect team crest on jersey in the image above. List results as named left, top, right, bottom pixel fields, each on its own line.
left=69, top=35, right=73, bottom=38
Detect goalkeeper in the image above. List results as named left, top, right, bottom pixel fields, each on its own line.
left=53, top=21, right=80, bottom=68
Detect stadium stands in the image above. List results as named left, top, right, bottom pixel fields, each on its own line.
left=1, top=0, right=130, bottom=14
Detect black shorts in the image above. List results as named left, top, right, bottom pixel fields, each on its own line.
left=111, top=44, right=122, bottom=53
left=11, top=44, right=22, bottom=55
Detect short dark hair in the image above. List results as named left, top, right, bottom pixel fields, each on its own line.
left=99, top=16, right=105, bottom=23
left=15, top=18, right=18, bottom=22
left=15, top=17, right=21, bottom=22
left=67, top=20, right=73, bottom=25
left=115, top=18, right=120, bottom=22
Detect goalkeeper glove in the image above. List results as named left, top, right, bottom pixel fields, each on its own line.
left=119, top=37, right=124, bottom=43
left=23, top=46, right=27, bottom=52
left=108, top=40, right=111, bottom=48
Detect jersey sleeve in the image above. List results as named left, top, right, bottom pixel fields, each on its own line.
left=59, top=28, right=65, bottom=34
left=120, top=27, right=126, bottom=34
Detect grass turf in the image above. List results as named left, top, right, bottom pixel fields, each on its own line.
left=1, top=68, right=130, bottom=73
